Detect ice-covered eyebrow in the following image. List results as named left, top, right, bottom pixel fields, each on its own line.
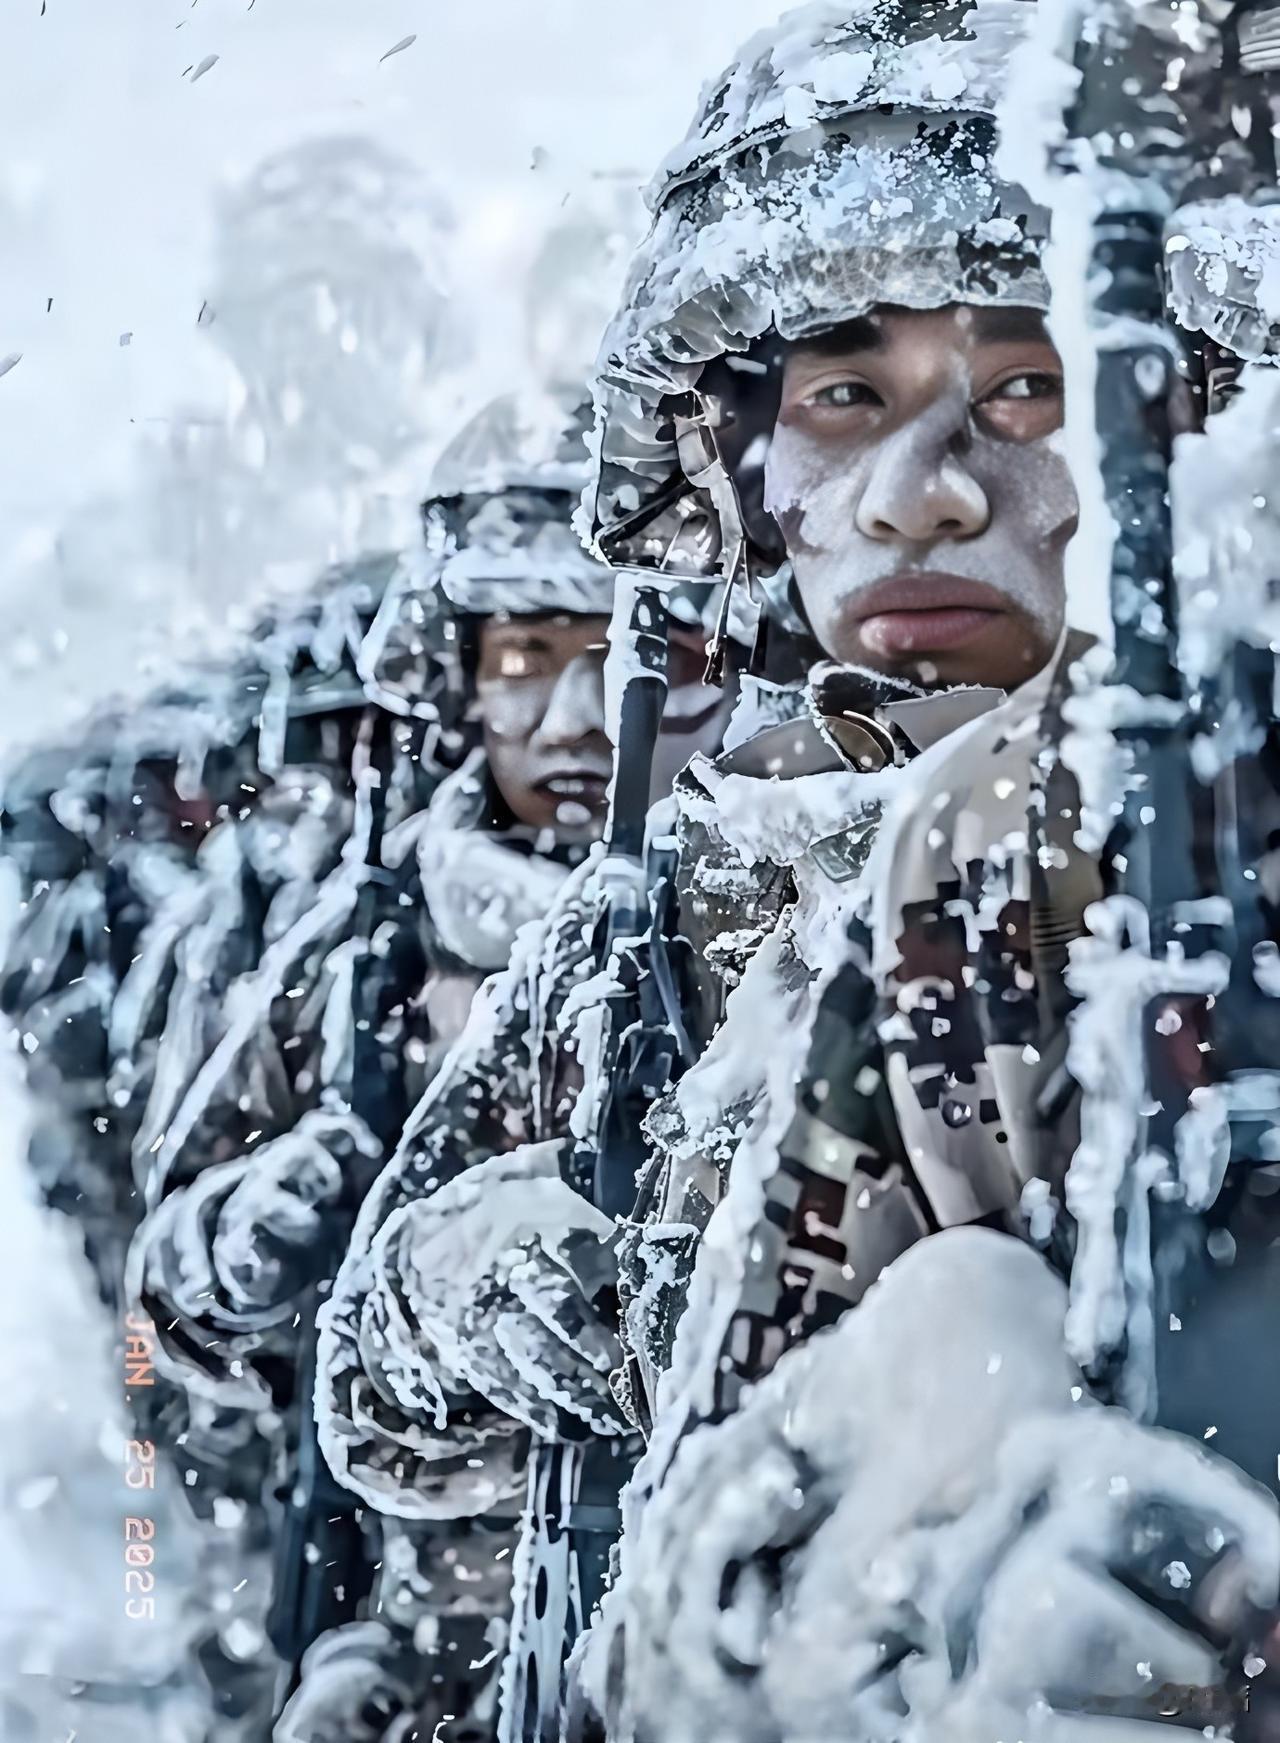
left=787, top=316, right=884, bottom=359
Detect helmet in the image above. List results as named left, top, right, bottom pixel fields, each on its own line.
left=424, top=392, right=616, bottom=621
left=587, top=0, right=1049, bottom=609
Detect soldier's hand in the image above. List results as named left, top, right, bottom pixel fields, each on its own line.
left=594, top=1227, right=1280, bottom=1743
left=210, top=1110, right=377, bottom=1313
left=367, top=1142, right=628, bottom=1440
left=129, top=1108, right=379, bottom=1353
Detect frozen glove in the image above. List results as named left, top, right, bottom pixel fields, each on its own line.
left=275, top=1621, right=436, bottom=1743
left=278, top=1613, right=511, bottom=1743
left=318, top=1142, right=625, bottom=1522
left=365, top=1142, right=627, bottom=1442
left=128, top=1108, right=379, bottom=1390
left=593, top=1227, right=1280, bottom=1743
left=208, top=1109, right=380, bottom=1313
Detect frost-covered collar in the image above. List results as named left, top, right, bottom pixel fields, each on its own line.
left=676, top=674, right=1005, bottom=870
left=385, top=750, right=572, bottom=974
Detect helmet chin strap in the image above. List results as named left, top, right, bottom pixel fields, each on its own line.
left=676, top=395, right=754, bottom=687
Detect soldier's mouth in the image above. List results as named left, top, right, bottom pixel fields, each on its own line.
left=537, top=773, right=610, bottom=804
left=851, top=573, right=1007, bottom=658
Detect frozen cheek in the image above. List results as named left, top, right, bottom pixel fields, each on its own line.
left=477, top=681, right=544, bottom=743
left=983, top=437, right=1077, bottom=632
left=764, top=432, right=882, bottom=619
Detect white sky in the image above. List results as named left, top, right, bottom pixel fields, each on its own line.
left=0, top=0, right=783, bottom=745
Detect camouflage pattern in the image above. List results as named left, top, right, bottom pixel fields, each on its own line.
left=574, top=629, right=1280, bottom=1741
left=612, top=669, right=1010, bottom=1428
left=1, top=550, right=464, bottom=1739
left=316, top=859, right=638, bottom=1740
left=708, top=634, right=1096, bottom=1416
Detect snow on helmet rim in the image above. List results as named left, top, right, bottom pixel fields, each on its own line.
left=425, top=391, right=616, bottom=618
left=648, top=0, right=1030, bottom=209
left=588, top=0, right=1049, bottom=576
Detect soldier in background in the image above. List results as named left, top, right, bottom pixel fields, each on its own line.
left=116, top=394, right=632, bottom=1741
left=1, top=544, right=458, bottom=1741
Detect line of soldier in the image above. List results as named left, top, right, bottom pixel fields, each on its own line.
left=10, top=1, right=1280, bottom=1739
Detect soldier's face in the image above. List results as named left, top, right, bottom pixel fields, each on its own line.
left=764, top=305, right=1076, bottom=690
left=476, top=613, right=614, bottom=841
left=475, top=613, right=733, bottom=843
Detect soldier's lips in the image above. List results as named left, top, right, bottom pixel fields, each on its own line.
left=536, top=772, right=610, bottom=806
left=851, top=573, right=1008, bottom=658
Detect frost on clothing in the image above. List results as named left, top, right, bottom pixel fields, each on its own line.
left=1, top=551, right=446, bottom=1291
left=579, top=1230, right=1280, bottom=1743
left=316, top=864, right=626, bottom=1518
left=124, top=561, right=459, bottom=1402
left=119, top=490, right=611, bottom=1737
left=0, top=554, right=446, bottom=1742
left=615, top=671, right=937, bottom=1427
left=316, top=861, right=633, bottom=1743
left=580, top=616, right=1280, bottom=1735
left=683, top=646, right=1087, bottom=1425
left=127, top=755, right=564, bottom=1406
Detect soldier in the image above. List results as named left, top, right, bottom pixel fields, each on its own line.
left=562, top=1, right=1280, bottom=1738
left=569, top=0, right=1073, bottom=1432
left=119, top=393, right=649, bottom=1740
left=315, top=485, right=740, bottom=1742
left=323, top=9, right=1079, bottom=1733
left=1, top=545, right=459, bottom=1742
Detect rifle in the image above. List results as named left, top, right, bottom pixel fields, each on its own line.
left=1047, top=3, right=1280, bottom=1726
left=502, top=572, right=716, bottom=1742
left=267, top=725, right=397, bottom=1714
left=1048, top=0, right=1280, bottom=1389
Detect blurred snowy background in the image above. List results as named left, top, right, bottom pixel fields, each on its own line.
left=0, top=0, right=784, bottom=753
left=0, top=6, right=782, bottom=1735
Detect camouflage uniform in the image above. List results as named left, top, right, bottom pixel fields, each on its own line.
left=305, top=397, right=640, bottom=1743
left=562, top=0, right=1280, bottom=1735
left=584, top=633, right=1280, bottom=1740
left=708, top=636, right=1094, bottom=1409
left=615, top=668, right=1004, bottom=1426
left=317, top=861, right=632, bottom=1743
left=1, top=550, right=460, bottom=1739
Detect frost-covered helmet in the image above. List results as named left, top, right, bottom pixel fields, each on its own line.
left=424, top=392, right=616, bottom=622
left=588, top=0, right=1049, bottom=613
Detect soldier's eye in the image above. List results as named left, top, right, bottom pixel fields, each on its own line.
left=975, top=369, right=1064, bottom=439
left=809, top=380, right=879, bottom=409
left=984, top=371, right=1059, bottom=402
left=496, top=646, right=543, bottom=679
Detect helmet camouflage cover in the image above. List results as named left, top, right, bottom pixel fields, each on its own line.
left=424, top=391, right=617, bottom=621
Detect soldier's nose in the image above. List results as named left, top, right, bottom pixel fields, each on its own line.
left=535, top=655, right=608, bottom=747
left=854, top=405, right=990, bottom=545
